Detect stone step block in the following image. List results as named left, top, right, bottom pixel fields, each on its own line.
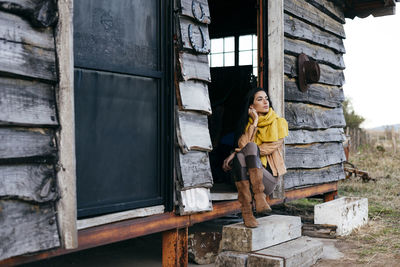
left=248, top=236, right=323, bottom=267
left=220, top=215, right=302, bottom=252
left=314, top=197, right=368, bottom=236
left=215, top=251, right=248, bottom=267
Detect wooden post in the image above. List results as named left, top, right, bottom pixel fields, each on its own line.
left=323, top=191, right=337, bottom=202
left=162, top=227, right=188, bottom=267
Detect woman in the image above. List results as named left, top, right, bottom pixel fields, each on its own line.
left=222, top=88, right=288, bottom=228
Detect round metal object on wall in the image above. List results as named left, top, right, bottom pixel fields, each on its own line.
left=298, top=53, right=320, bottom=92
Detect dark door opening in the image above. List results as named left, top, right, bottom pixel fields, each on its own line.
left=73, top=0, right=172, bottom=218
left=207, top=0, right=259, bottom=193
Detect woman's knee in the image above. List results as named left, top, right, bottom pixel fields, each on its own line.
left=242, top=142, right=259, bottom=156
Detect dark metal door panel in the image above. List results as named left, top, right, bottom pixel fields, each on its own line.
left=74, top=0, right=160, bottom=75
left=75, top=70, right=161, bottom=217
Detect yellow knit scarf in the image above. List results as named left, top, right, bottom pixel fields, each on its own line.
left=246, top=108, right=289, bottom=167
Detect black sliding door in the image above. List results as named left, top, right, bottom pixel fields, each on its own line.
left=74, top=0, right=172, bottom=217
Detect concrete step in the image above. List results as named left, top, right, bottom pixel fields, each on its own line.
left=215, top=236, right=323, bottom=267
left=220, top=215, right=302, bottom=252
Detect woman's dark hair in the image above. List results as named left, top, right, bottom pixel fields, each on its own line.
left=233, top=87, right=273, bottom=146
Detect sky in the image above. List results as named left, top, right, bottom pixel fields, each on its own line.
left=343, top=11, right=400, bottom=129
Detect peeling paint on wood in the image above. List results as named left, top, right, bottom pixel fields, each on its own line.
left=178, top=80, right=212, bottom=114
left=0, top=77, right=58, bottom=126
left=285, top=77, right=344, bottom=108
left=285, top=142, right=346, bottom=169
left=0, top=164, right=57, bottom=203
left=0, top=200, right=60, bottom=261
left=178, top=52, right=211, bottom=82
left=285, top=102, right=346, bottom=130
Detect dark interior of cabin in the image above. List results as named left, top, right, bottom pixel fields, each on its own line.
left=207, top=0, right=258, bottom=190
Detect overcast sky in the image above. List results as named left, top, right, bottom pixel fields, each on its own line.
left=343, top=11, right=400, bottom=129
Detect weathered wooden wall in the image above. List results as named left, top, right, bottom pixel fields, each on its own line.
left=0, top=0, right=61, bottom=261
left=283, top=0, right=347, bottom=189
left=174, top=0, right=213, bottom=215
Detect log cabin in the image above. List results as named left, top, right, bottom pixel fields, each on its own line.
left=0, top=0, right=397, bottom=265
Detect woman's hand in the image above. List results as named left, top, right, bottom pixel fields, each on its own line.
left=222, top=152, right=236, bottom=172
left=248, top=107, right=258, bottom=126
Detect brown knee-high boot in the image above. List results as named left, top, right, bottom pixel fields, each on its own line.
left=248, top=168, right=271, bottom=213
left=235, top=180, right=258, bottom=228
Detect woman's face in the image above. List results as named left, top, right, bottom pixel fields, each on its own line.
left=250, top=90, right=269, bottom=114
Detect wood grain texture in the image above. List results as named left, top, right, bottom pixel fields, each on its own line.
left=285, top=163, right=345, bottom=189
left=178, top=52, right=211, bottom=82
left=178, top=15, right=210, bottom=53
left=285, top=128, right=345, bottom=144
left=285, top=142, right=346, bottom=169
left=284, top=54, right=345, bottom=86
left=178, top=187, right=213, bottom=215
left=0, top=164, right=57, bottom=203
left=0, top=39, right=56, bottom=81
left=285, top=37, right=345, bottom=70
left=178, top=80, right=212, bottom=114
left=305, top=0, right=345, bottom=24
left=284, top=13, right=345, bottom=53
left=0, top=128, right=56, bottom=160
left=284, top=0, right=345, bottom=38
left=268, top=0, right=285, bottom=200
left=178, top=0, right=211, bottom=24
left=176, top=150, right=213, bottom=190
left=0, top=200, right=60, bottom=261
left=285, top=102, right=346, bottom=130
left=177, top=110, right=212, bottom=153
left=54, top=0, right=77, bottom=249
left=285, top=77, right=344, bottom=108
left=0, top=10, right=54, bottom=50
left=0, top=0, right=58, bottom=28
left=0, top=77, right=58, bottom=126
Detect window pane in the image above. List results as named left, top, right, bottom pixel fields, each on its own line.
left=211, top=53, right=223, bottom=67
left=211, top=38, right=223, bottom=53
left=252, top=34, right=257, bottom=50
left=239, top=35, right=252, bottom=51
left=224, top=52, right=234, bottom=66
left=253, top=67, right=258, bottom=76
left=224, top=37, right=235, bottom=52
left=239, top=51, right=252, bottom=66
left=253, top=51, right=258, bottom=67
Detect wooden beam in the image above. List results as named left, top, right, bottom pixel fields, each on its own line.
left=323, top=190, right=338, bottom=202
left=1, top=182, right=338, bottom=266
left=162, top=227, right=188, bottom=267
left=54, top=0, right=77, bottom=250
left=268, top=0, right=285, bottom=200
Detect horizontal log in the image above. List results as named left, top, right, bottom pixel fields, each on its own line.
left=0, top=164, right=57, bottom=202
left=0, top=128, right=56, bottom=160
left=0, top=200, right=60, bottom=261
left=284, top=0, right=345, bottom=38
left=285, top=143, right=346, bottom=169
left=0, top=0, right=57, bottom=28
left=178, top=80, right=212, bottom=115
left=285, top=38, right=345, bottom=70
left=0, top=39, right=56, bottom=81
left=284, top=13, right=345, bottom=53
left=285, top=102, right=346, bottom=130
left=284, top=54, right=345, bottom=86
left=176, top=150, right=213, bottom=190
left=285, top=77, right=344, bottom=108
left=178, top=0, right=211, bottom=24
left=177, top=110, right=212, bottom=153
left=285, top=163, right=345, bottom=189
left=0, top=77, right=58, bottom=126
left=0, top=11, right=54, bottom=50
left=305, top=0, right=345, bottom=24
left=285, top=128, right=345, bottom=144
left=178, top=15, right=210, bottom=53
left=178, top=52, right=211, bottom=82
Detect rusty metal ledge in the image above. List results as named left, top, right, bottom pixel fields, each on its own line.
left=1, top=182, right=338, bottom=267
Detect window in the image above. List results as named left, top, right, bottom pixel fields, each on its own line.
left=209, top=34, right=258, bottom=76
left=239, top=34, right=257, bottom=76
left=209, top=37, right=235, bottom=67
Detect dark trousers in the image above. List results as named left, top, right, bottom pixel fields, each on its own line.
left=232, top=142, right=278, bottom=195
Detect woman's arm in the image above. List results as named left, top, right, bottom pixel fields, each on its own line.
left=222, top=151, right=236, bottom=172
